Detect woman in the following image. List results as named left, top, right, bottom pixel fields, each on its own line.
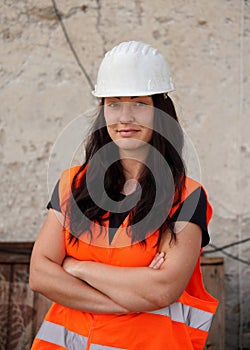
left=30, top=41, right=218, bottom=349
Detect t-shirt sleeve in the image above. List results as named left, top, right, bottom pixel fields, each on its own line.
left=47, top=180, right=61, bottom=212
left=170, top=187, right=210, bottom=247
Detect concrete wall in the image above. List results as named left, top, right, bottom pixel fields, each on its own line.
left=1, top=0, right=249, bottom=348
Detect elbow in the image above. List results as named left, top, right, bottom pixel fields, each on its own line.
left=153, top=286, right=181, bottom=310
left=29, top=275, right=38, bottom=292
left=29, top=272, right=38, bottom=292
left=154, top=295, right=172, bottom=310
left=29, top=265, right=43, bottom=293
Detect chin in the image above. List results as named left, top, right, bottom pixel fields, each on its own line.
left=114, top=138, right=149, bottom=152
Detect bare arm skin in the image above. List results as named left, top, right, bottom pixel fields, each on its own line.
left=63, top=222, right=202, bottom=312
left=29, top=210, right=129, bottom=314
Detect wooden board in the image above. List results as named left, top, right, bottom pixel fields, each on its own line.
left=0, top=242, right=51, bottom=350
left=0, top=264, right=11, bottom=350
left=201, top=256, right=225, bottom=350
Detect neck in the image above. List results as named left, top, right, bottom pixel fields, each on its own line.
left=120, top=158, right=144, bottom=181
left=119, top=146, right=150, bottom=194
left=119, top=158, right=144, bottom=195
left=119, top=146, right=149, bottom=179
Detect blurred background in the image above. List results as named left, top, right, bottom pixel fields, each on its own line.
left=0, top=1, right=249, bottom=349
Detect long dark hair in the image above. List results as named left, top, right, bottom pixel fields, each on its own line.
left=65, top=94, right=186, bottom=245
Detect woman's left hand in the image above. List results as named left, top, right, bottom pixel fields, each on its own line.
left=148, top=252, right=165, bottom=270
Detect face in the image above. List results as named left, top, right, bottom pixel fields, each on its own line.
left=104, top=96, right=154, bottom=152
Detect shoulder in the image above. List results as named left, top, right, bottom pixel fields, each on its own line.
left=59, top=165, right=88, bottom=187
left=60, top=166, right=82, bottom=182
left=169, top=177, right=213, bottom=247
left=184, top=177, right=204, bottom=197
left=171, top=176, right=213, bottom=224
left=182, top=177, right=211, bottom=203
left=58, top=165, right=87, bottom=206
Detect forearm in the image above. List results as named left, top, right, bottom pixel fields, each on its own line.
left=66, top=261, right=171, bottom=312
left=29, top=256, right=129, bottom=314
left=61, top=224, right=202, bottom=313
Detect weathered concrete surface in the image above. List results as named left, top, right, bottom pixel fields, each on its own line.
left=0, top=1, right=249, bottom=348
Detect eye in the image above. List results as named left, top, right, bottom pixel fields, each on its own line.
left=135, top=101, right=146, bottom=107
left=108, top=102, right=119, bottom=108
left=134, top=101, right=148, bottom=107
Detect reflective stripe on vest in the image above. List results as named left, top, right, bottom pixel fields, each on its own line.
left=36, top=320, right=88, bottom=348
left=36, top=303, right=213, bottom=348
left=36, top=320, right=124, bottom=349
left=150, top=302, right=213, bottom=331
left=90, top=344, right=124, bottom=349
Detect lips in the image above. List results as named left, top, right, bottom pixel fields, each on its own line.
left=118, top=129, right=140, bottom=137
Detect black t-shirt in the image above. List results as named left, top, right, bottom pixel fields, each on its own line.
left=47, top=181, right=210, bottom=247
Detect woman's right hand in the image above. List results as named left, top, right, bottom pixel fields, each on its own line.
left=148, top=252, right=165, bottom=269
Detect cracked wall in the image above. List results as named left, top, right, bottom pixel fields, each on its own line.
left=0, top=0, right=250, bottom=349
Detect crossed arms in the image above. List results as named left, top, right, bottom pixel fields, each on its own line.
left=29, top=209, right=201, bottom=314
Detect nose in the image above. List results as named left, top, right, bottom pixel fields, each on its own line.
left=119, top=102, right=135, bottom=123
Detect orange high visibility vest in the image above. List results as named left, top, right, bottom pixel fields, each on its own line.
left=31, top=166, right=218, bottom=350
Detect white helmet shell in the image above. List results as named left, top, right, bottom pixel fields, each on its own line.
left=92, top=41, right=175, bottom=97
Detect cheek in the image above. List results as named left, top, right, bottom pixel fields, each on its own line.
left=106, top=125, right=115, bottom=141
left=104, top=114, right=112, bottom=126
left=145, top=128, right=153, bottom=142
left=137, top=111, right=154, bottom=129
left=104, top=107, right=118, bottom=126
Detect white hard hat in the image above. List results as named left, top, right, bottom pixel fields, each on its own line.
left=92, top=41, right=175, bottom=97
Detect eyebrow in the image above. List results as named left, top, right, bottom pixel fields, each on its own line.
left=113, top=96, right=139, bottom=99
